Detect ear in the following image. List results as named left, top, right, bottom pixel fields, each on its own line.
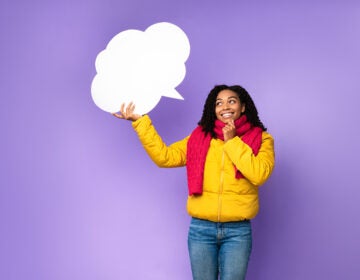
left=241, top=104, right=246, bottom=113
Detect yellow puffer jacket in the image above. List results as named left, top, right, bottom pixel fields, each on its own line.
left=132, top=115, right=275, bottom=222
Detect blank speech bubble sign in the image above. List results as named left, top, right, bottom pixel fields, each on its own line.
left=91, top=22, right=190, bottom=115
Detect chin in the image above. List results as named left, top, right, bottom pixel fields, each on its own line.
left=221, top=118, right=232, bottom=123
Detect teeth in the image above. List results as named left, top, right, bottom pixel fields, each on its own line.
left=222, top=113, right=233, bottom=118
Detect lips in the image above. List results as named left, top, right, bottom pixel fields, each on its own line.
left=221, top=112, right=234, bottom=118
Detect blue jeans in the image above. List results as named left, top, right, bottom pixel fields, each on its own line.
left=188, top=218, right=252, bottom=280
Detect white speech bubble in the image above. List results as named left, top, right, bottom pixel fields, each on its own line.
left=91, top=22, right=190, bottom=114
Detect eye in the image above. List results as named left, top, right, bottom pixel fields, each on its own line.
left=229, top=99, right=237, bottom=104
left=216, top=101, right=222, bottom=106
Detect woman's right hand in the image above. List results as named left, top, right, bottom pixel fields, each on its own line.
left=112, top=102, right=142, bottom=122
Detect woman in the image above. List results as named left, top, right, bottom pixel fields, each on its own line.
left=114, top=85, right=275, bottom=280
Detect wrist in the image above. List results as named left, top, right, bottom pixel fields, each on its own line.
left=131, top=114, right=143, bottom=122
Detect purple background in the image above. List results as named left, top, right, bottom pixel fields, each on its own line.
left=1, top=0, right=360, bottom=279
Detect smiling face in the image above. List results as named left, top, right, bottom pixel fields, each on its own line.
left=215, top=89, right=245, bottom=123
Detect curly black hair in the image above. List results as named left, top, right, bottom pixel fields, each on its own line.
left=198, top=84, right=267, bottom=138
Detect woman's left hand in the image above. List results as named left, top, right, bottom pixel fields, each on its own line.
left=222, top=119, right=237, bottom=142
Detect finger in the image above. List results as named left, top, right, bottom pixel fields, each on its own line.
left=123, top=103, right=131, bottom=118
left=112, top=112, right=124, bottom=119
left=120, top=103, right=126, bottom=116
left=224, top=123, right=231, bottom=130
left=226, top=124, right=235, bottom=130
left=125, top=103, right=133, bottom=118
left=124, top=102, right=136, bottom=120
left=129, top=102, right=136, bottom=113
left=130, top=102, right=136, bottom=112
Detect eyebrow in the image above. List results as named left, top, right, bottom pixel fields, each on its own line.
left=216, top=95, right=239, bottom=101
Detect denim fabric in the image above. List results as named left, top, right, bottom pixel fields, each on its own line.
left=188, top=218, right=252, bottom=280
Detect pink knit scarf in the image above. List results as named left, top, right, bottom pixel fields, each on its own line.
left=186, top=115, right=262, bottom=195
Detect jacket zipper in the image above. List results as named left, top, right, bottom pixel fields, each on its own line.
left=217, top=150, right=225, bottom=222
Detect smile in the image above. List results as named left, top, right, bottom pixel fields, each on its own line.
left=221, top=112, right=234, bottom=118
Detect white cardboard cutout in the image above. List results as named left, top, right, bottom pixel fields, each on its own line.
left=91, top=22, right=190, bottom=114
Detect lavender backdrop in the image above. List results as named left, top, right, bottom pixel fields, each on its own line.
left=1, top=0, right=360, bottom=279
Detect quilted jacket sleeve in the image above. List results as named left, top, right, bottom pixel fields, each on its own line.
left=132, top=115, right=188, bottom=168
left=223, top=132, right=275, bottom=186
